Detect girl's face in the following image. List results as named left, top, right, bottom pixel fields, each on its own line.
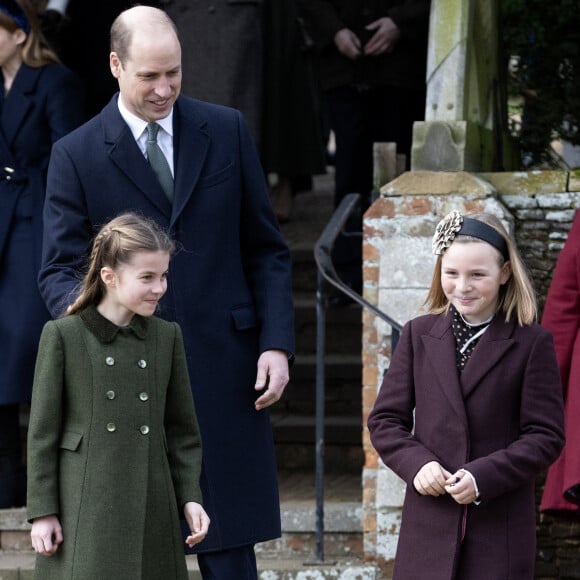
left=99, top=250, right=169, bottom=326
left=441, top=240, right=511, bottom=324
left=0, top=25, right=24, bottom=71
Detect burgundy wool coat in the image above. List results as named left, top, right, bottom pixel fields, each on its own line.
left=540, top=212, right=580, bottom=512
left=368, top=311, right=564, bottom=580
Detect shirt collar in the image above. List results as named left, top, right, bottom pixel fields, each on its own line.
left=116, top=93, right=174, bottom=141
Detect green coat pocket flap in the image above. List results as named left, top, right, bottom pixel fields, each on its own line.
left=59, top=430, right=83, bottom=451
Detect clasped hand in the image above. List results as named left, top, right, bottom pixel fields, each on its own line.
left=334, top=17, right=401, bottom=60
left=413, top=461, right=478, bottom=505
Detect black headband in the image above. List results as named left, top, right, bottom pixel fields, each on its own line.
left=458, top=217, right=510, bottom=261
left=0, top=0, right=30, bottom=34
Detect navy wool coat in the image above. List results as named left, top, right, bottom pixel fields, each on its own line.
left=0, top=63, right=83, bottom=404
left=368, top=312, right=564, bottom=580
left=39, top=95, right=295, bottom=551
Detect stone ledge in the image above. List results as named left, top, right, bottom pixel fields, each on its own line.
left=0, top=552, right=382, bottom=580
left=479, top=170, right=568, bottom=195
left=379, top=171, right=495, bottom=197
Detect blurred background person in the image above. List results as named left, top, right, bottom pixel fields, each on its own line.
left=261, top=0, right=327, bottom=223
left=0, top=0, right=84, bottom=508
left=164, top=0, right=264, bottom=146
left=298, top=0, right=430, bottom=300
left=40, top=0, right=160, bottom=117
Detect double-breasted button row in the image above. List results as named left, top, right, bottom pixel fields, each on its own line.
left=105, top=423, right=150, bottom=435
left=104, top=357, right=148, bottom=368
left=104, top=390, right=149, bottom=401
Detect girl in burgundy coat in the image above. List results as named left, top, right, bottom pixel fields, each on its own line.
left=368, top=211, right=565, bottom=580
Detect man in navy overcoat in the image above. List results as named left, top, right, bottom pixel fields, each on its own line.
left=38, top=6, right=294, bottom=578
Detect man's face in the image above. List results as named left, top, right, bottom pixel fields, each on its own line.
left=110, top=27, right=182, bottom=122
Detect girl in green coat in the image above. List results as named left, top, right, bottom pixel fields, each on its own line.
left=27, top=213, right=210, bottom=579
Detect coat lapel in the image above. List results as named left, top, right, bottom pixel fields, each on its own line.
left=461, top=315, right=516, bottom=398
left=101, top=98, right=172, bottom=217
left=421, top=312, right=469, bottom=428
left=170, top=97, right=210, bottom=226
left=1, top=64, right=39, bottom=148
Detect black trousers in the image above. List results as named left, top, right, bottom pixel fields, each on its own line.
left=197, top=545, right=257, bottom=580
left=0, top=404, right=26, bottom=508
left=324, top=83, right=425, bottom=290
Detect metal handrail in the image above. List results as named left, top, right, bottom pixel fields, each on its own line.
left=312, top=193, right=403, bottom=562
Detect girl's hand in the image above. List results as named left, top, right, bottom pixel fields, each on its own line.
left=445, top=470, right=478, bottom=504
left=31, top=515, right=63, bottom=556
left=413, top=461, right=453, bottom=496
left=183, top=502, right=210, bottom=547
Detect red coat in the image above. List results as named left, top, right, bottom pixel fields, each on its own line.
left=368, top=312, right=564, bottom=580
left=541, top=213, right=580, bottom=512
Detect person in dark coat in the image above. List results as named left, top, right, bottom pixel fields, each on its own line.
left=0, top=0, right=83, bottom=508
left=540, top=211, right=580, bottom=513
left=368, top=211, right=565, bottom=579
left=261, top=0, right=327, bottom=223
left=164, top=0, right=264, bottom=147
left=28, top=213, right=209, bottom=579
left=41, top=0, right=161, bottom=118
left=298, top=0, right=430, bottom=295
left=38, top=6, right=294, bottom=579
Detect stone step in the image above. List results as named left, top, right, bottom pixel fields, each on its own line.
left=278, top=354, right=362, bottom=418
left=0, top=500, right=382, bottom=579
left=0, top=551, right=381, bottom=580
left=294, top=297, right=363, bottom=355
left=272, top=415, right=361, bottom=445
left=291, top=242, right=319, bottom=293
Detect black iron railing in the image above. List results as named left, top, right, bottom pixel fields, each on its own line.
left=312, top=193, right=403, bottom=562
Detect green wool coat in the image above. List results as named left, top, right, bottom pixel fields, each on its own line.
left=27, top=307, right=203, bottom=580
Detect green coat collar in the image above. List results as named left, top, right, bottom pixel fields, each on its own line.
left=79, top=306, right=148, bottom=343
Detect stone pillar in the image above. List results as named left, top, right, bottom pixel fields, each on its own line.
left=411, top=0, right=516, bottom=171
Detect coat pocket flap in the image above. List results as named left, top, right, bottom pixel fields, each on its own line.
left=231, top=304, right=258, bottom=330
left=59, top=430, right=83, bottom=451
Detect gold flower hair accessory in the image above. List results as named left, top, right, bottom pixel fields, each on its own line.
left=432, top=211, right=463, bottom=255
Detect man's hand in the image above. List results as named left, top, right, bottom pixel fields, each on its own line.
left=254, top=350, right=290, bottom=411
left=334, top=28, right=362, bottom=60
left=363, top=17, right=401, bottom=56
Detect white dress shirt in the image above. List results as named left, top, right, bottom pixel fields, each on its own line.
left=117, top=95, right=175, bottom=177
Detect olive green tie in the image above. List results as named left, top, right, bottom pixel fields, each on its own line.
left=146, top=123, right=173, bottom=202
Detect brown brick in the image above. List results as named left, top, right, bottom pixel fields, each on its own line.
left=365, top=198, right=395, bottom=219
left=401, top=196, right=433, bottom=216
left=364, top=449, right=379, bottom=468
left=363, top=242, right=380, bottom=262
left=363, top=264, right=379, bottom=284
left=363, top=366, right=378, bottom=388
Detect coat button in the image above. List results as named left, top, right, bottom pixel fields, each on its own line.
left=208, top=5, right=216, bottom=14
left=106, top=422, right=116, bottom=432
left=105, top=390, right=116, bottom=400
left=139, top=392, right=149, bottom=401
left=137, top=359, right=147, bottom=369
left=105, top=356, right=115, bottom=366
left=140, top=425, right=150, bottom=435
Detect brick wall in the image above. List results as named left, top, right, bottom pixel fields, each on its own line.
left=362, top=170, right=580, bottom=577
